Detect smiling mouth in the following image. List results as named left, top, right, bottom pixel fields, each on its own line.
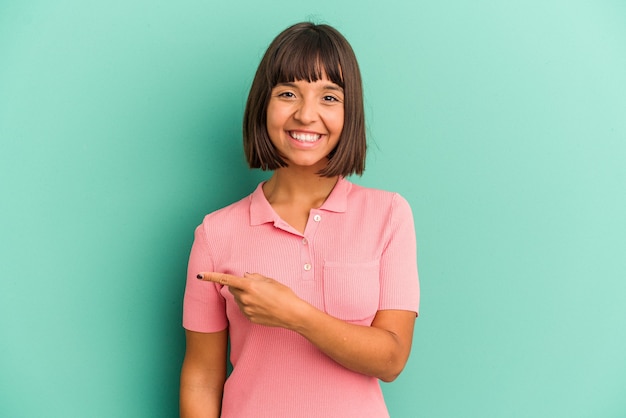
left=289, top=131, right=321, bottom=142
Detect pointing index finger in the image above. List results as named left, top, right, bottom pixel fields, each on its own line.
left=197, top=272, right=246, bottom=289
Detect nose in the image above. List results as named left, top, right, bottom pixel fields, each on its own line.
left=293, top=97, right=317, bottom=124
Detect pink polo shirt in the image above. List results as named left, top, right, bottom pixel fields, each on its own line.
left=183, top=177, right=419, bottom=418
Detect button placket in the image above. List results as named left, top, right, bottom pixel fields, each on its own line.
left=300, top=234, right=313, bottom=280
left=300, top=211, right=322, bottom=281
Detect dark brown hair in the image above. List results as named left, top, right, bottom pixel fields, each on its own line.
left=243, top=22, right=366, bottom=177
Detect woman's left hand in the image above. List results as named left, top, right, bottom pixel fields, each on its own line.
left=197, top=272, right=305, bottom=329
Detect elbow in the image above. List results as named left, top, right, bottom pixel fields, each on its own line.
left=378, top=365, right=403, bottom=383
left=370, top=319, right=415, bottom=382
left=376, top=356, right=407, bottom=383
left=379, top=373, right=399, bottom=383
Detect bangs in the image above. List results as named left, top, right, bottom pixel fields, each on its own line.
left=269, top=30, right=344, bottom=88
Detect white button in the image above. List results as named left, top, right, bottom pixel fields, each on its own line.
left=303, top=263, right=311, bottom=271
left=302, top=238, right=308, bottom=245
left=313, top=214, right=321, bottom=222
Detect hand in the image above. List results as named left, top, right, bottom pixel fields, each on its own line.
left=197, top=272, right=306, bottom=329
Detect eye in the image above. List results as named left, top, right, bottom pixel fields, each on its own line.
left=277, top=91, right=296, bottom=98
left=323, top=95, right=342, bottom=103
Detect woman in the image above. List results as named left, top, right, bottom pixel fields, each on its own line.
left=180, top=22, right=419, bottom=418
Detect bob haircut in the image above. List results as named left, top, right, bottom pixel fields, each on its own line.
left=243, top=22, right=366, bottom=177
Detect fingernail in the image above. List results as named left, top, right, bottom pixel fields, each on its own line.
left=196, top=274, right=203, bottom=280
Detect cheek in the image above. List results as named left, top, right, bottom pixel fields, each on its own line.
left=266, top=111, right=290, bottom=147
left=265, top=114, right=280, bottom=141
left=266, top=104, right=287, bottom=131
left=331, top=111, right=345, bottom=135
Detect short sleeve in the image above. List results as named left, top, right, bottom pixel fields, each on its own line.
left=378, top=194, right=420, bottom=315
left=182, top=221, right=228, bottom=332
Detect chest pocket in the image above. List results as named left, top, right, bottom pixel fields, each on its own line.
left=322, top=259, right=380, bottom=322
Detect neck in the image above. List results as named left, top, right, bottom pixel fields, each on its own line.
left=263, top=168, right=340, bottom=208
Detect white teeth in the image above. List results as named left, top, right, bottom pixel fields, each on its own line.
left=290, top=132, right=321, bottom=142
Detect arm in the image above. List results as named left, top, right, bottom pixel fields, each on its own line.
left=197, top=272, right=415, bottom=382
left=293, top=305, right=415, bottom=382
left=180, top=329, right=228, bottom=418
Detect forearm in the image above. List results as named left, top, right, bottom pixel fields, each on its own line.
left=180, top=330, right=227, bottom=418
left=180, top=385, right=222, bottom=418
left=180, top=362, right=225, bottom=418
left=290, top=303, right=415, bottom=382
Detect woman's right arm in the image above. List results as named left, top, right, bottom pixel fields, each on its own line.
left=180, top=329, right=228, bottom=418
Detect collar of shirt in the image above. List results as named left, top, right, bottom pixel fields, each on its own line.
left=249, top=177, right=351, bottom=226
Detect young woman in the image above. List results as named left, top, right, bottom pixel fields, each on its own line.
left=180, top=22, right=419, bottom=418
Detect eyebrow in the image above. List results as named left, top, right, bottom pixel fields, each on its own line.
left=276, top=82, right=344, bottom=93
left=324, top=84, right=344, bottom=93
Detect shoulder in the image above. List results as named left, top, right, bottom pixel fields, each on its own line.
left=348, top=182, right=403, bottom=200
left=191, top=194, right=253, bottom=261
left=196, top=193, right=252, bottom=240
left=203, top=194, right=250, bottom=222
left=346, top=181, right=413, bottom=215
